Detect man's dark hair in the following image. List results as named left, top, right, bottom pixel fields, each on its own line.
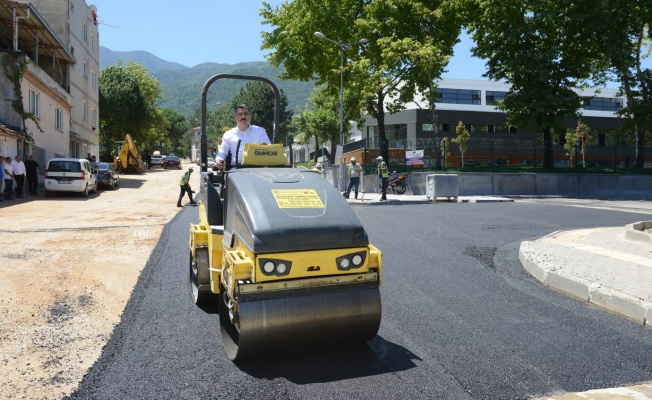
left=234, top=104, right=250, bottom=114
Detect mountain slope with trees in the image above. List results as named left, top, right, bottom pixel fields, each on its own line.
left=100, top=47, right=315, bottom=118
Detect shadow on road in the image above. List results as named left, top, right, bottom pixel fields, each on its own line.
left=236, top=335, right=420, bottom=384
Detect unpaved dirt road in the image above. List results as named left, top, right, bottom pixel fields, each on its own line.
left=0, top=163, right=199, bottom=399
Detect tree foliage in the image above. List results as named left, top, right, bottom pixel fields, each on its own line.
left=467, top=0, right=616, bottom=168
left=261, top=0, right=463, bottom=161
left=290, top=86, right=340, bottom=163
left=99, top=62, right=165, bottom=153
left=452, top=121, right=470, bottom=167
left=201, top=81, right=293, bottom=151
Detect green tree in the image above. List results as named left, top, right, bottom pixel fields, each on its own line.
left=563, top=130, right=579, bottom=168
left=440, top=137, right=450, bottom=168
left=261, top=0, right=463, bottom=162
left=452, top=121, right=470, bottom=167
left=603, top=0, right=652, bottom=168
left=289, top=86, right=340, bottom=163
left=162, top=108, right=191, bottom=156
left=468, top=0, right=614, bottom=169
left=575, top=120, right=592, bottom=168
left=99, top=61, right=164, bottom=153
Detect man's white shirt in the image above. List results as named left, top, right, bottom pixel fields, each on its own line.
left=217, top=125, right=270, bottom=165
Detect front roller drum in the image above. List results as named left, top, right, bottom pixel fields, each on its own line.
left=219, top=282, right=381, bottom=361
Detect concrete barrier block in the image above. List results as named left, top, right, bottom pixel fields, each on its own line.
left=578, top=174, right=618, bottom=196
left=493, top=173, right=535, bottom=195
left=458, top=174, right=492, bottom=195
left=535, top=174, right=577, bottom=196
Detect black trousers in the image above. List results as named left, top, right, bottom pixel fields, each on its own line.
left=178, top=184, right=194, bottom=205
left=380, top=176, right=388, bottom=199
left=26, top=173, right=38, bottom=195
left=14, top=174, right=25, bottom=196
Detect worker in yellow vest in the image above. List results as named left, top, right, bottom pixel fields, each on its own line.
left=377, top=156, right=388, bottom=201
left=177, top=166, right=197, bottom=207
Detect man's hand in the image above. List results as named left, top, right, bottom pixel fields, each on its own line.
left=216, top=157, right=225, bottom=169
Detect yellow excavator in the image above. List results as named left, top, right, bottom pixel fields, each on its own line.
left=113, top=134, right=144, bottom=173
left=188, top=74, right=383, bottom=360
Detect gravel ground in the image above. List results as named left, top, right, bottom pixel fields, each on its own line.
left=0, top=163, right=199, bottom=399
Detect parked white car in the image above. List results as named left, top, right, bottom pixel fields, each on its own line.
left=44, top=158, right=98, bottom=197
left=150, top=155, right=164, bottom=167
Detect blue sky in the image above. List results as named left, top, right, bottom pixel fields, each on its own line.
left=89, top=0, right=645, bottom=85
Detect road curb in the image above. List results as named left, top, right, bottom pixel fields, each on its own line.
left=519, top=241, right=651, bottom=328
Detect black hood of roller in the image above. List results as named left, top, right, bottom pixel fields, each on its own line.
left=224, top=168, right=369, bottom=253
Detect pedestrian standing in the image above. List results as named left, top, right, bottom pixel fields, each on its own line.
left=344, top=157, right=363, bottom=199
left=3, top=156, right=15, bottom=200
left=377, top=156, right=388, bottom=201
left=0, top=155, right=4, bottom=201
left=25, top=155, right=40, bottom=196
left=177, top=166, right=197, bottom=207
left=13, top=155, right=26, bottom=198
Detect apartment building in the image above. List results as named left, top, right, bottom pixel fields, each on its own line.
left=33, top=0, right=100, bottom=158
left=0, top=0, right=75, bottom=161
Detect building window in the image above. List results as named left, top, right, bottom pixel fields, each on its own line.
left=486, top=91, right=508, bottom=105
left=91, top=71, right=97, bottom=88
left=436, top=88, right=481, bottom=105
left=29, top=90, right=40, bottom=117
left=83, top=23, right=88, bottom=42
left=582, top=97, right=623, bottom=111
left=70, top=45, right=75, bottom=57
left=91, top=34, right=96, bottom=51
left=55, top=107, right=63, bottom=131
left=83, top=62, right=88, bottom=80
left=92, top=108, right=97, bottom=129
left=472, top=125, right=488, bottom=133
left=83, top=100, right=88, bottom=121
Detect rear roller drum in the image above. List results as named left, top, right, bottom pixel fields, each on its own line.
left=189, top=249, right=212, bottom=304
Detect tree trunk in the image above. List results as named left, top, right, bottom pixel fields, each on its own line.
left=635, top=121, right=646, bottom=168
left=375, top=90, right=389, bottom=162
left=543, top=127, right=554, bottom=169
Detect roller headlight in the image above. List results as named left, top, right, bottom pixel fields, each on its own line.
left=276, top=263, right=287, bottom=274
left=263, top=261, right=275, bottom=274
left=259, top=258, right=292, bottom=277
left=336, top=251, right=367, bottom=271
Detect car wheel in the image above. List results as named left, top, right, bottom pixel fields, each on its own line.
left=109, top=180, right=115, bottom=190
left=82, top=184, right=89, bottom=198
left=91, top=180, right=98, bottom=194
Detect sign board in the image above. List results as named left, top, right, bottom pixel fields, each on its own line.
left=406, top=149, right=424, bottom=166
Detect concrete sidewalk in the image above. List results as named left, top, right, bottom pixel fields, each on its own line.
left=520, top=224, right=652, bottom=327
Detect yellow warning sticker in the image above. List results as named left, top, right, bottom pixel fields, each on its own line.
left=272, top=189, right=325, bottom=209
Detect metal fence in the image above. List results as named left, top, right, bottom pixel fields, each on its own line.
left=350, top=137, right=652, bottom=171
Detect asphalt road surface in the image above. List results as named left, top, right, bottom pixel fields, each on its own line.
left=67, top=201, right=652, bottom=400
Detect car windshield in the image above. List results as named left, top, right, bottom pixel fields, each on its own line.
left=98, top=162, right=111, bottom=171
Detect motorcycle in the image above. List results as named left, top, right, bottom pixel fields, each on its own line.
left=380, top=171, right=408, bottom=194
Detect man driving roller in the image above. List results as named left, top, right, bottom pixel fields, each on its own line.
left=215, top=104, right=270, bottom=169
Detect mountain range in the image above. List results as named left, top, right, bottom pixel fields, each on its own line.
left=99, top=46, right=316, bottom=117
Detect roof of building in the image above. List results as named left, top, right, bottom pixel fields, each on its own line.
left=0, top=0, right=75, bottom=64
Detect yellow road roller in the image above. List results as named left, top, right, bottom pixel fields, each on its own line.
left=187, top=74, right=382, bottom=361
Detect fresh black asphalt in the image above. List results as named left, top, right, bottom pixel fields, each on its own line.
left=67, top=202, right=652, bottom=399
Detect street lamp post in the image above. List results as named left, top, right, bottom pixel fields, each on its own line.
left=314, top=32, right=368, bottom=150
left=314, top=32, right=367, bottom=191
